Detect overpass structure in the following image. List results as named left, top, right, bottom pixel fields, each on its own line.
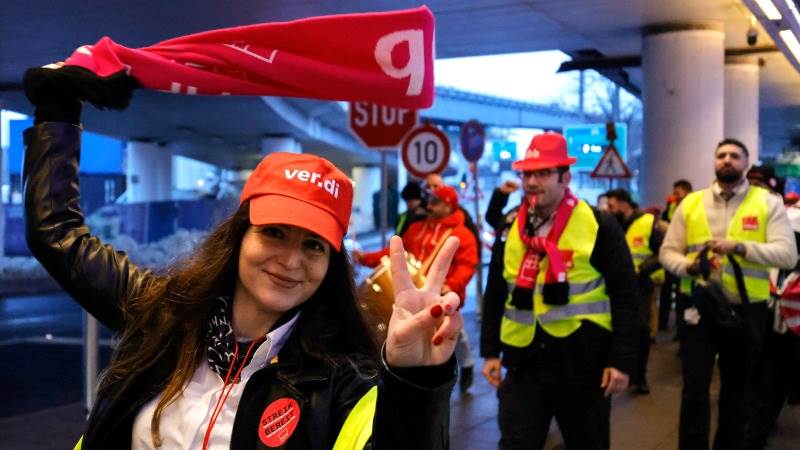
left=2, top=0, right=798, bottom=205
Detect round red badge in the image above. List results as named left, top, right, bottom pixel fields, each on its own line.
left=258, top=398, right=300, bottom=447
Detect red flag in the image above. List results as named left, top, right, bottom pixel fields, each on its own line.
left=780, top=273, right=800, bottom=335
left=63, top=6, right=435, bottom=109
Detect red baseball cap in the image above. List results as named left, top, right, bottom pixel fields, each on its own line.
left=511, top=132, right=576, bottom=172
left=240, top=152, right=352, bottom=251
left=431, top=185, right=459, bottom=209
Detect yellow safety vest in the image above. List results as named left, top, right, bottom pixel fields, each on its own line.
left=501, top=200, right=612, bottom=347
left=680, top=186, right=771, bottom=302
left=627, top=213, right=654, bottom=271
left=74, top=387, right=379, bottom=450
left=626, top=213, right=665, bottom=284
left=333, top=386, right=377, bottom=449
left=667, top=201, right=677, bottom=222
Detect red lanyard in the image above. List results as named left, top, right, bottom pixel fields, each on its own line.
left=202, top=339, right=260, bottom=450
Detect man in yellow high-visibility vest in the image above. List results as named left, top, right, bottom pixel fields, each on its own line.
left=606, top=188, right=665, bottom=395
left=660, top=138, right=797, bottom=450
left=480, top=132, right=639, bottom=450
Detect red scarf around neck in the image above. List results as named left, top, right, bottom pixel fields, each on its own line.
left=515, top=189, right=578, bottom=291
left=63, top=6, right=434, bottom=109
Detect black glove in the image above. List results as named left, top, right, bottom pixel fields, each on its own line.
left=23, top=65, right=139, bottom=124
left=542, top=282, right=569, bottom=305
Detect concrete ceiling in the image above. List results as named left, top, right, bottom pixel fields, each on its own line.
left=1, top=0, right=798, bottom=165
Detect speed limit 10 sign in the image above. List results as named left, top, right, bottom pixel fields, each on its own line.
left=401, top=123, right=451, bottom=178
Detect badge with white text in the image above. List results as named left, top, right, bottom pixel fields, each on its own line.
left=258, top=398, right=300, bottom=447
left=742, top=216, right=759, bottom=231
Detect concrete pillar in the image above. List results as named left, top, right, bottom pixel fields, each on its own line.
left=351, top=166, right=381, bottom=234
left=641, top=23, right=725, bottom=205
left=724, top=58, right=760, bottom=162
left=261, top=136, right=302, bottom=155
left=125, top=141, right=172, bottom=202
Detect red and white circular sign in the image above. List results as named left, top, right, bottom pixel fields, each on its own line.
left=258, top=398, right=300, bottom=447
left=401, top=123, right=451, bottom=178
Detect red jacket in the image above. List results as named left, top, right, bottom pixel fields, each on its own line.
left=362, top=209, right=478, bottom=302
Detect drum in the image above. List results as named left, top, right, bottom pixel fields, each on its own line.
left=357, top=253, right=424, bottom=340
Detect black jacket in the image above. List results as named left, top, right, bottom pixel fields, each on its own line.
left=23, top=123, right=454, bottom=450
left=479, top=189, right=639, bottom=380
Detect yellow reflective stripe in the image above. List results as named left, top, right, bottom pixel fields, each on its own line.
left=537, top=300, right=611, bottom=324
left=723, top=264, right=770, bottom=280
left=73, top=436, right=83, bottom=450
left=569, top=278, right=605, bottom=295
left=332, top=386, right=377, bottom=450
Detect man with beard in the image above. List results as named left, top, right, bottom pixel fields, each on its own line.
left=480, top=132, right=639, bottom=450
left=605, top=189, right=664, bottom=395
left=659, top=138, right=797, bottom=450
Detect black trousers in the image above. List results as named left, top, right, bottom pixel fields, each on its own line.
left=678, top=302, right=768, bottom=450
left=658, top=272, right=678, bottom=330
left=498, top=363, right=610, bottom=450
left=659, top=272, right=689, bottom=336
left=633, top=325, right=651, bottom=385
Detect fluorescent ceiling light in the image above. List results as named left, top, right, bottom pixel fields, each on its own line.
left=779, top=29, right=800, bottom=64
left=754, top=0, right=783, bottom=20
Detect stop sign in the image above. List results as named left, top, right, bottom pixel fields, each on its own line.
left=349, top=102, right=418, bottom=149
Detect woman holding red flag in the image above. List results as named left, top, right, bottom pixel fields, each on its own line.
left=22, top=61, right=461, bottom=450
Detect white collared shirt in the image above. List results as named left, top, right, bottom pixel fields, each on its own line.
left=132, top=313, right=299, bottom=450
left=659, top=179, right=797, bottom=280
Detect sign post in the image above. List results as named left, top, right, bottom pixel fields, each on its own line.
left=590, top=122, right=632, bottom=188
left=460, top=120, right=486, bottom=312
left=349, top=102, right=418, bottom=246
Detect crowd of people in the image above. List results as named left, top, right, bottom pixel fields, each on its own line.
left=357, top=130, right=800, bottom=450
left=477, top=133, right=800, bottom=450
left=22, top=59, right=800, bottom=450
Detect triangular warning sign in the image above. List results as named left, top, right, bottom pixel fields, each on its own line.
left=591, top=146, right=632, bottom=179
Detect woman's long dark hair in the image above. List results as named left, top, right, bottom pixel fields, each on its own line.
left=97, top=201, right=378, bottom=447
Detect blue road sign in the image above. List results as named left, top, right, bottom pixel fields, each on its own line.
left=459, top=119, right=485, bottom=162
left=563, top=123, right=628, bottom=170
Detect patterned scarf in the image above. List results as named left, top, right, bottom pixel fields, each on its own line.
left=511, top=189, right=578, bottom=308
left=205, top=297, right=264, bottom=380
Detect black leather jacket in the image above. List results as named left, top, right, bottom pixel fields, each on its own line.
left=23, top=122, right=454, bottom=450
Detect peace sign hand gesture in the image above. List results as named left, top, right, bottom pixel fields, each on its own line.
left=385, top=235, right=464, bottom=367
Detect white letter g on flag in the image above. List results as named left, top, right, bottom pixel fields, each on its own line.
left=374, top=29, right=424, bottom=96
